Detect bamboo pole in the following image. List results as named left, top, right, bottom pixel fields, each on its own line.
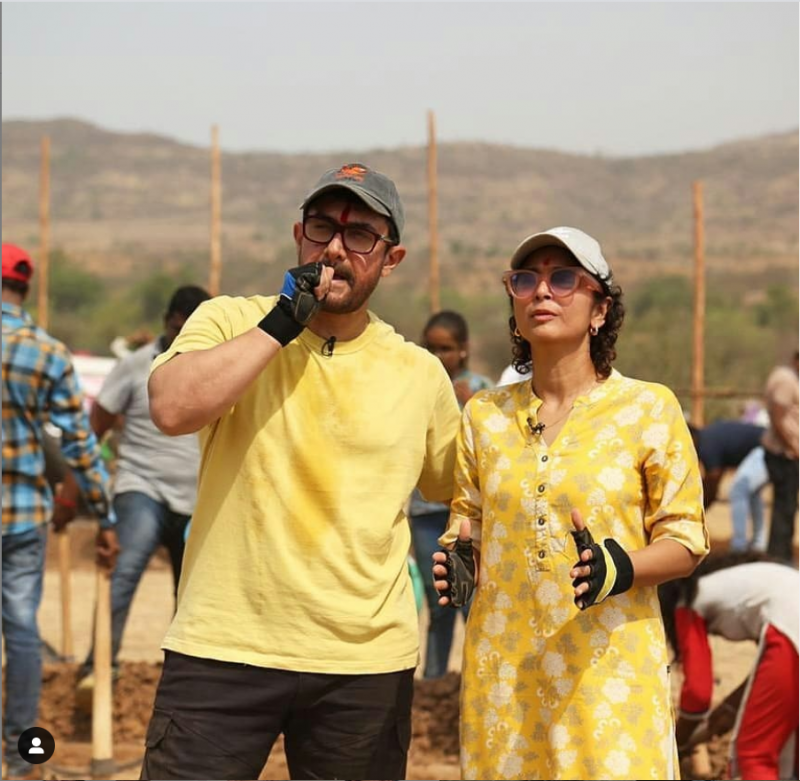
left=58, top=531, right=74, bottom=659
left=690, top=181, right=710, bottom=775
left=38, top=136, right=50, bottom=330
left=40, top=137, right=76, bottom=658
left=91, top=569, right=114, bottom=779
left=676, top=387, right=762, bottom=400
left=691, top=181, right=705, bottom=427
left=209, top=125, right=222, bottom=296
left=427, top=110, right=440, bottom=314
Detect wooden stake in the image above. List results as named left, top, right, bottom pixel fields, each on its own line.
left=209, top=125, right=222, bottom=296
left=427, top=110, right=440, bottom=314
left=58, top=531, right=74, bottom=659
left=691, top=181, right=705, bottom=427
left=38, top=136, right=50, bottom=331
left=91, top=568, right=114, bottom=779
left=40, top=138, right=74, bottom=659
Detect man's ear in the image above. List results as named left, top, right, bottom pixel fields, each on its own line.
left=293, top=222, right=303, bottom=248
left=381, top=245, right=406, bottom=277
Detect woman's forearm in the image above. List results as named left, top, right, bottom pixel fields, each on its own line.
left=630, top=538, right=702, bottom=587
left=149, top=327, right=281, bottom=435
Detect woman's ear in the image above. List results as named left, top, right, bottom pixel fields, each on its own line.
left=592, top=295, right=611, bottom=330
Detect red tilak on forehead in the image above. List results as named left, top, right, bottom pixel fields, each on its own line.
left=339, top=204, right=351, bottom=224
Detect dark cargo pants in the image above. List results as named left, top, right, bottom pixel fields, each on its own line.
left=140, top=651, right=414, bottom=780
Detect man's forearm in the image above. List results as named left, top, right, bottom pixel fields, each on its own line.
left=59, top=447, right=113, bottom=523
left=149, top=327, right=282, bottom=435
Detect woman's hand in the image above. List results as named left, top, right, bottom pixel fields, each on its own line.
left=569, top=509, right=633, bottom=609
left=432, top=519, right=474, bottom=607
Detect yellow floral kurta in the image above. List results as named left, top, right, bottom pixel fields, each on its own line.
left=440, top=370, right=709, bottom=780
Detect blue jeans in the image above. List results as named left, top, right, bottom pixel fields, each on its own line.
left=410, top=511, right=470, bottom=679
left=80, top=491, right=190, bottom=677
left=729, top=446, right=769, bottom=552
left=2, top=526, right=47, bottom=771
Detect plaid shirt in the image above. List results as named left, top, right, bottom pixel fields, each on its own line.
left=2, top=301, right=115, bottom=535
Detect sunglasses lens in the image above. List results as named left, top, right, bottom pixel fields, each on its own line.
left=510, top=272, right=537, bottom=297
left=550, top=268, right=579, bottom=295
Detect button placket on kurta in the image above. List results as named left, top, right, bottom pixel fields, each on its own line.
left=518, top=396, right=555, bottom=572
left=520, top=387, right=599, bottom=573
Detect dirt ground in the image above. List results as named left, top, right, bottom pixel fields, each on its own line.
left=9, top=487, right=797, bottom=780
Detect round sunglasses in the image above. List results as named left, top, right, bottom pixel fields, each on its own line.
left=502, top=267, right=603, bottom=299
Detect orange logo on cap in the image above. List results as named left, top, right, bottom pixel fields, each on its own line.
left=335, top=164, right=367, bottom=182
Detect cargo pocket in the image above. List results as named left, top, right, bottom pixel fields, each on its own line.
left=141, top=708, right=258, bottom=781
left=144, top=708, right=173, bottom=749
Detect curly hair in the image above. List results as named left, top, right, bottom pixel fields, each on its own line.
left=508, top=282, right=625, bottom=379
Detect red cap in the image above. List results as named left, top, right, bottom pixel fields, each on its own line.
left=2, top=244, right=35, bottom=283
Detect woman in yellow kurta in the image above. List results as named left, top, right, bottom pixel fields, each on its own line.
left=434, top=226, right=709, bottom=780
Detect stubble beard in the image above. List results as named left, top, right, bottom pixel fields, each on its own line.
left=320, top=279, right=374, bottom=314
left=320, top=265, right=384, bottom=315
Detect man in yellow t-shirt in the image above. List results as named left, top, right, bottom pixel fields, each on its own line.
left=140, top=163, right=461, bottom=781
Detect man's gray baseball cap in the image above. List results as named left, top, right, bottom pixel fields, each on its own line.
left=300, top=163, right=405, bottom=240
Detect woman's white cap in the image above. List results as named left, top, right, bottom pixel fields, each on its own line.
left=510, top=226, right=614, bottom=287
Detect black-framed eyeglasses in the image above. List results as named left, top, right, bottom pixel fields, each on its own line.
left=502, top=267, right=603, bottom=299
left=302, top=215, right=396, bottom=255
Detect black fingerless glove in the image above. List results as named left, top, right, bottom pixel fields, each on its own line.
left=436, top=536, right=476, bottom=609
left=570, top=526, right=634, bottom=610
left=258, top=262, right=324, bottom=346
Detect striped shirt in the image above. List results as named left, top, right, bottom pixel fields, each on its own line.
left=2, top=301, right=114, bottom=535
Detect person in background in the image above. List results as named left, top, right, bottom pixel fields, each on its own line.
left=434, top=226, right=708, bottom=780
left=71, top=286, right=210, bottom=703
left=409, top=310, right=493, bottom=678
left=762, top=350, right=799, bottom=562
left=2, top=243, right=118, bottom=780
left=659, top=553, right=798, bottom=781
left=687, top=419, right=767, bottom=552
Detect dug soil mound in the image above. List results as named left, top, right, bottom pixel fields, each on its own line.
left=35, top=662, right=462, bottom=779
left=34, top=662, right=731, bottom=780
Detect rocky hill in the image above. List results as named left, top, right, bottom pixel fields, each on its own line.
left=2, top=120, right=797, bottom=397
left=3, top=119, right=797, bottom=296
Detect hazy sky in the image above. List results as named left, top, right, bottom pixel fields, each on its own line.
left=3, top=2, right=798, bottom=156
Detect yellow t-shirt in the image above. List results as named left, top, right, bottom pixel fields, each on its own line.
left=440, top=370, right=709, bottom=780
left=151, top=295, right=461, bottom=673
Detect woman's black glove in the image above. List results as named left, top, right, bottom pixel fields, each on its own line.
left=570, top=514, right=633, bottom=610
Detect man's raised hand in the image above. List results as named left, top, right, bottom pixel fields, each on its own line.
left=257, top=262, right=333, bottom=346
